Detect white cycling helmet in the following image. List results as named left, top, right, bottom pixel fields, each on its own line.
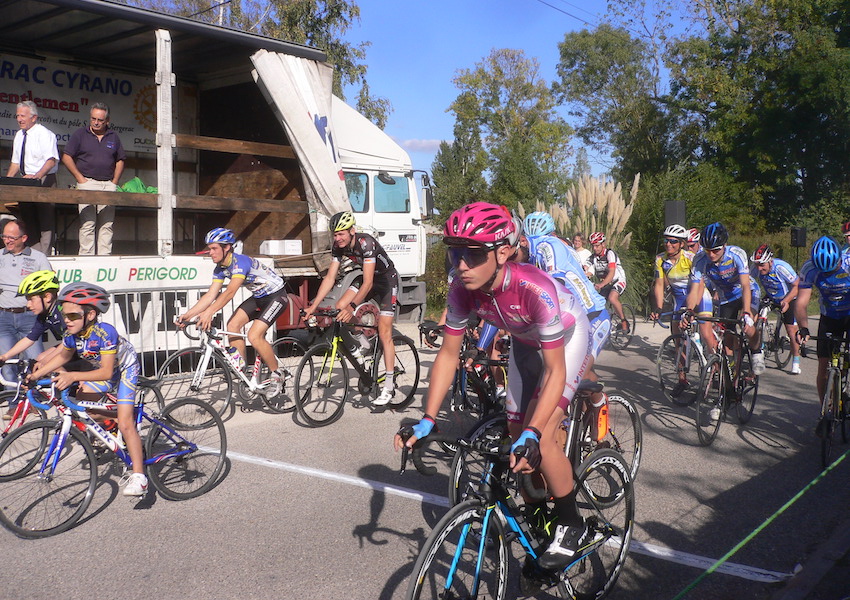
left=663, top=224, right=688, bottom=240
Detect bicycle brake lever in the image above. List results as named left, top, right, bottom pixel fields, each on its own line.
left=398, top=425, right=414, bottom=475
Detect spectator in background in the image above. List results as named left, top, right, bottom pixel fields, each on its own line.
left=572, top=232, right=593, bottom=276
left=61, top=102, right=125, bottom=255
left=0, top=219, right=52, bottom=405
left=5, top=101, right=58, bottom=255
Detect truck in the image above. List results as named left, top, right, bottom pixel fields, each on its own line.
left=1, top=0, right=431, bottom=369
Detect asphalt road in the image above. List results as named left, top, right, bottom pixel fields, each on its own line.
left=1, top=320, right=848, bottom=600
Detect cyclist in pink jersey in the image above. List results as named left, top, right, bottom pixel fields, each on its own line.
left=394, top=202, right=592, bottom=571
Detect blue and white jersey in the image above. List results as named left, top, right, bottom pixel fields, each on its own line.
left=691, top=245, right=750, bottom=305
left=63, top=322, right=139, bottom=379
left=799, top=256, right=850, bottom=318
left=526, top=235, right=606, bottom=315
left=212, top=253, right=285, bottom=298
left=751, top=258, right=798, bottom=302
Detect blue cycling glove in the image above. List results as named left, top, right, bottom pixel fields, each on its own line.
left=511, top=427, right=542, bottom=470
left=411, top=416, right=436, bottom=440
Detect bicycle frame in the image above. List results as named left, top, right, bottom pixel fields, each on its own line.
left=186, top=325, right=277, bottom=396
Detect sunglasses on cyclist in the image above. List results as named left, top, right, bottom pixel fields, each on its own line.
left=664, top=238, right=682, bottom=244
left=447, top=246, right=493, bottom=269
left=61, top=311, right=85, bottom=321
left=687, top=243, right=698, bottom=249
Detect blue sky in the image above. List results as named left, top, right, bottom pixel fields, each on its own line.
left=342, top=0, right=610, bottom=175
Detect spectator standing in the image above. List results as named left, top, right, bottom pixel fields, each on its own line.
left=61, top=102, right=125, bottom=255
left=5, top=101, right=59, bottom=255
left=0, top=219, right=51, bottom=399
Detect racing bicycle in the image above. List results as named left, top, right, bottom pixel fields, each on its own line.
left=293, top=308, right=420, bottom=426
left=811, top=334, right=850, bottom=467
left=157, top=321, right=307, bottom=415
left=0, top=375, right=226, bottom=538
left=756, top=298, right=794, bottom=369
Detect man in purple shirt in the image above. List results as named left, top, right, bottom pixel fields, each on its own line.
left=61, top=102, right=125, bottom=255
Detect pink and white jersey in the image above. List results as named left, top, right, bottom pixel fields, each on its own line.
left=445, top=262, right=580, bottom=349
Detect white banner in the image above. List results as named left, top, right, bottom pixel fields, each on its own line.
left=0, top=53, right=157, bottom=153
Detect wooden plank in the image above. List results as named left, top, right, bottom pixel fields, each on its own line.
left=175, top=194, right=308, bottom=213
left=0, top=187, right=158, bottom=207
left=175, top=133, right=296, bottom=160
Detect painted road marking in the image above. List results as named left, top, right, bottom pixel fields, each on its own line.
left=226, top=449, right=793, bottom=584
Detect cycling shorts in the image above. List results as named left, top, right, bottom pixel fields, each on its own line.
left=715, top=298, right=743, bottom=321
left=673, top=293, right=712, bottom=319
left=816, top=315, right=850, bottom=358
left=504, top=316, right=590, bottom=424
left=599, top=280, right=626, bottom=298
left=348, top=269, right=399, bottom=317
left=237, top=288, right=289, bottom=326
left=779, top=300, right=797, bottom=326
left=588, top=309, right=610, bottom=359
left=80, top=361, right=140, bottom=405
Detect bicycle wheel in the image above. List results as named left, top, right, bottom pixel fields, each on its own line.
left=770, top=314, right=793, bottom=369
left=562, top=449, right=634, bottom=600
left=0, top=421, right=96, bottom=538
left=695, top=355, right=724, bottom=446
left=405, top=499, right=508, bottom=600
left=448, top=413, right=508, bottom=506
left=0, top=390, right=47, bottom=438
left=373, top=334, right=420, bottom=409
left=819, top=371, right=840, bottom=468
left=294, top=343, right=349, bottom=427
left=145, top=398, right=227, bottom=500
left=656, top=334, right=704, bottom=406
left=735, top=348, right=759, bottom=424
left=608, top=304, right=635, bottom=350
left=156, top=347, right=233, bottom=416
left=596, top=395, right=642, bottom=481
left=260, top=337, right=308, bottom=414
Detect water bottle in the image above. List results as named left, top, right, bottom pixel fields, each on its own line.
left=350, top=347, right=365, bottom=367
left=226, top=346, right=245, bottom=372
left=590, top=393, right=609, bottom=443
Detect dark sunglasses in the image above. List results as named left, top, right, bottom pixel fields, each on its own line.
left=664, top=238, right=682, bottom=244
left=447, top=246, right=492, bottom=269
left=687, top=243, right=698, bottom=249
left=62, top=312, right=85, bottom=321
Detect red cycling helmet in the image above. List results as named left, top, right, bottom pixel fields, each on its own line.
left=589, top=232, right=606, bottom=245
left=751, top=243, right=773, bottom=264
left=687, top=228, right=700, bottom=244
left=842, top=221, right=850, bottom=235
left=58, top=282, right=110, bottom=313
left=443, top=202, right=516, bottom=247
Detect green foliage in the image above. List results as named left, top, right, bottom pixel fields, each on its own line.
left=423, top=235, right=450, bottom=313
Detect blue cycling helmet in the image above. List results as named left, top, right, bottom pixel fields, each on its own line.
left=700, top=222, right=728, bottom=249
left=523, top=212, right=556, bottom=237
left=205, top=228, right=236, bottom=245
left=811, top=236, right=842, bottom=273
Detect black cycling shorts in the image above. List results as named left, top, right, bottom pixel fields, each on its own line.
left=716, top=298, right=743, bottom=321
left=816, top=315, right=850, bottom=359
left=778, top=299, right=797, bottom=326
left=236, top=289, right=289, bottom=326
left=349, top=269, right=399, bottom=317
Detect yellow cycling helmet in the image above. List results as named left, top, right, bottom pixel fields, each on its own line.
left=17, top=270, right=60, bottom=297
left=330, top=211, right=356, bottom=232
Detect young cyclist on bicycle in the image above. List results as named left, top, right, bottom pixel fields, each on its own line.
left=683, top=222, right=765, bottom=375
left=0, top=271, right=94, bottom=418
left=28, top=283, right=148, bottom=496
left=303, top=211, right=400, bottom=406
left=178, top=228, right=289, bottom=388
left=795, top=236, right=850, bottom=411
left=750, top=243, right=802, bottom=374
left=395, top=202, right=592, bottom=570
left=588, top=232, right=629, bottom=332
left=650, top=224, right=715, bottom=395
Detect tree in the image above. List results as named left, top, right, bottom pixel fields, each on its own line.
left=449, top=48, right=574, bottom=211
left=128, top=0, right=392, bottom=127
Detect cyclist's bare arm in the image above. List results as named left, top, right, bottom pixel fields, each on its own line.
left=795, top=287, right=813, bottom=340
left=0, top=336, right=36, bottom=363
left=180, top=279, right=224, bottom=323
left=55, top=351, right=116, bottom=391
left=740, top=272, right=753, bottom=317
left=651, top=274, right=666, bottom=319
left=339, top=260, right=377, bottom=323
left=683, top=278, right=706, bottom=318
left=394, top=331, right=463, bottom=451
left=29, top=345, right=75, bottom=383
left=197, top=278, right=244, bottom=331
left=781, top=279, right=800, bottom=312
left=304, top=260, right=341, bottom=318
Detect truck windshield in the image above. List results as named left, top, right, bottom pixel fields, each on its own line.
left=374, top=174, right=409, bottom=213
left=345, top=172, right=369, bottom=212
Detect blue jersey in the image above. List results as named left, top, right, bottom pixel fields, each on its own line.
left=751, top=259, right=798, bottom=301
left=691, top=245, right=750, bottom=304
left=63, top=322, right=139, bottom=380
left=799, top=256, right=850, bottom=318
left=26, top=305, right=65, bottom=342
left=213, top=253, right=285, bottom=298
left=526, top=235, right=606, bottom=314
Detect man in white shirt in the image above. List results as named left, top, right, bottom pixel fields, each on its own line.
left=5, top=101, right=59, bottom=255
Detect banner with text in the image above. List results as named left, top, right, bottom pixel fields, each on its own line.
left=0, top=53, right=157, bottom=153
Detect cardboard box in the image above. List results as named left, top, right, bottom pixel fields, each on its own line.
left=259, top=239, right=303, bottom=255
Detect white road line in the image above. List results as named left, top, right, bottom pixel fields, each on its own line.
left=226, top=449, right=793, bottom=584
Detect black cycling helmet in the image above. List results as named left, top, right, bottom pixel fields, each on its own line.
left=700, top=222, right=728, bottom=249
